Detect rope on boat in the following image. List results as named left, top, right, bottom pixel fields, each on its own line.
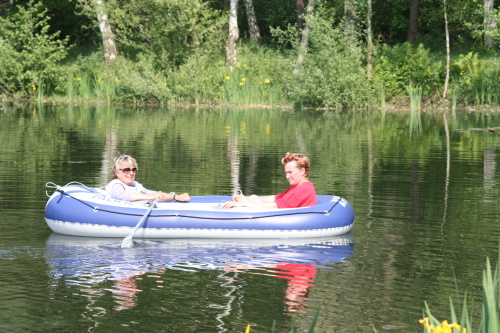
left=46, top=182, right=99, bottom=196
left=46, top=183, right=344, bottom=220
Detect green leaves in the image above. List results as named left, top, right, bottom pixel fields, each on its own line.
left=0, top=0, right=68, bottom=96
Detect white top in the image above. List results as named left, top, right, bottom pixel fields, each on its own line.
left=105, top=179, right=155, bottom=201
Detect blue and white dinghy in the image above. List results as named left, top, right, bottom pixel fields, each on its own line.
left=44, top=183, right=355, bottom=239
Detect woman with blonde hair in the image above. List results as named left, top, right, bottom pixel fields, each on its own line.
left=105, top=154, right=190, bottom=202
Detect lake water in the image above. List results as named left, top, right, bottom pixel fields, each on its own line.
left=1, top=103, right=500, bottom=332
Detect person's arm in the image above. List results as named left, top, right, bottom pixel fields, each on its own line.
left=224, top=195, right=277, bottom=208
left=130, top=190, right=165, bottom=202
left=233, top=194, right=275, bottom=203
left=138, top=190, right=190, bottom=202
left=109, top=183, right=168, bottom=202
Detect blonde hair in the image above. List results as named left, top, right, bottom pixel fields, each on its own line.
left=281, top=152, right=311, bottom=177
left=112, top=155, right=138, bottom=179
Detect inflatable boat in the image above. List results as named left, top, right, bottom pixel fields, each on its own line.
left=44, top=182, right=355, bottom=238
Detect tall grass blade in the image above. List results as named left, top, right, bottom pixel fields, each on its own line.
left=408, top=82, right=423, bottom=111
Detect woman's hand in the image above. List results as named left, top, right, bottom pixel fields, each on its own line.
left=175, top=193, right=191, bottom=202
left=223, top=201, right=240, bottom=208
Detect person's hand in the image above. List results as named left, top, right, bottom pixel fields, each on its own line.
left=154, top=191, right=167, bottom=201
left=233, top=194, right=253, bottom=202
left=223, top=200, right=241, bottom=208
left=175, top=193, right=191, bottom=202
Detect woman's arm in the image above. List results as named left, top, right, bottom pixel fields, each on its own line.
left=224, top=194, right=277, bottom=208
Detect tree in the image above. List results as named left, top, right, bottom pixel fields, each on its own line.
left=294, top=0, right=319, bottom=74
left=344, top=0, right=356, bottom=46
left=296, top=0, right=305, bottom=41
left=366, top=0, right=373, bottom=80
left=442, top=0, right=450, bottom=98
left=243, top=0, right=260, bottom=41
left=94, top=0, right=118, bottom=65
left=226, top=0, right=239, bottom=65
left=484, top=0, right=496, bottom=47
left=407, top=0, right=419, bottom=43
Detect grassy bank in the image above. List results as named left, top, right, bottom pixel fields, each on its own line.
left=9, top=42, right=500, bottom=111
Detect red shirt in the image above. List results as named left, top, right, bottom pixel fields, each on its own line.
left=274, top=181, right=317, bottom=208
left=275, top=263, right=317, bottom=286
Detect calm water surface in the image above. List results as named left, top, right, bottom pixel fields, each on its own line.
left=1, top=104, right=500, bottom=332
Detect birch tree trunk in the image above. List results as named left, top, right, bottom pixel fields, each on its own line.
left=366, top=0, right=373, bottom=80
left=407, top=0, right=420, bottom=43
left=94, top=0, right=119, bottom=65
left=484, top=0, right=496, bottom=48
left=443, top=0, right=450, bottom=98
left=226, top=0, right=239, bottom=66
left=344, top=0, right=356, bottom=47
left=244, top=0, right=260, bottom=41
left=294, top=0, right=318, bottom=74
left=296, top=0, right=305, bottom=42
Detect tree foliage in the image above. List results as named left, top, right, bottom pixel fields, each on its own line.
left=92, top=0, right=226, bottom=68
left=0, top=0, right=68, bottom=96
left=1, top=0, right=500, bottom=106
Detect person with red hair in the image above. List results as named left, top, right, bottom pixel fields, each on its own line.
left=224, top=152, right=317, bottom=209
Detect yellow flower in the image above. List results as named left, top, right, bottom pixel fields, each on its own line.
left=241, top=78, right=246, bottom=82
left=265, top=79, right=271, bottom=84
left=239, top=82, right=244, bottom=86
left=76, top=77, right=82, bottom=81
left=419, top=318, right=466, bottom=333
left=419, top=318, right=431, bottom=329
left=114, top=78, right=120, bottom=83
left=225, top=76, right=231, bottom=80
left=31, top=85, right=36, bottom=90
left=466, top=79, right=470, bottom=84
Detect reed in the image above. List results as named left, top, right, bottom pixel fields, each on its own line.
left=407, top=82, right=423, bottom=111
left=93, top=73, right=116, bottom=104
left=66, top=71, right=75, bottom=102
left=33, top=79, right=44, bottom=103
left=420, top=245, right=500, bottom=333
left=451, top=86, right=458, bottom=113
left=379, top=84, right=386, bottom=109
left=76, top=73, right=92, bottom=101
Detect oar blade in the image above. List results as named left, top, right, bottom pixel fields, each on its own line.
left=121, top=235, right=135, bottom=248
left=120, top=198, right=159, bottom=248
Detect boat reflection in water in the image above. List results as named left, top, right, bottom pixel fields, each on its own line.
left=46, top=233, right=354, bottom=314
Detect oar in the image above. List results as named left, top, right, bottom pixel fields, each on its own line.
left=121, top=198, right=160, bottom=248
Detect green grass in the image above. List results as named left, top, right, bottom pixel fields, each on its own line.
left=5, top=42, right=500, bottom=109
left=408, top=82, right=423, bottom=111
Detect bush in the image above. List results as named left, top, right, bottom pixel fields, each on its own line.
left=373, top=43, right=443, bottom=99
left=450, top=52, right=500, bottom=105
left=0, top=0, right=69, bottom=97
left=272, top=5, right=370, bottom=108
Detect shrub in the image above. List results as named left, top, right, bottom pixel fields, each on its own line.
left=0, top=0, right=69, bottom=97
left=271, top=5, right=370, bottom=108
left=373, top=43, right=443, bottom=99
left=450, top=52, right=500, bottom=105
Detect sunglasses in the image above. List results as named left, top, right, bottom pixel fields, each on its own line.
left=119, top=167, right=138, bottom=174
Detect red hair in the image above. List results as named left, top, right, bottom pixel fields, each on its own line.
left=281, top=152, right=311, bottom=177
